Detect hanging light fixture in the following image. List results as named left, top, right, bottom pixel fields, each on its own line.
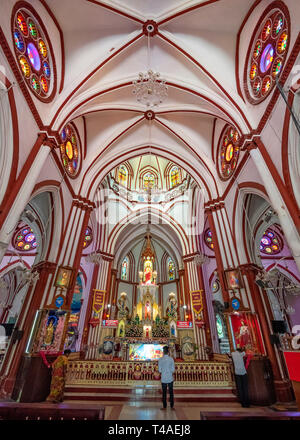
left=132, top=70, right=168, bottom=107
left=132, top=26, right=168, bottom=107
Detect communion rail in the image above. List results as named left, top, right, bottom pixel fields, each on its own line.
left=66, top=361, right=234, bottom=388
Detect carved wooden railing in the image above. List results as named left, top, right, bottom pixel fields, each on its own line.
left=66, top=361, right=234, bottom=388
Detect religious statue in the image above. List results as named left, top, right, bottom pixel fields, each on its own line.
left=166, top=293, right=178, bottom=319
left=114, top=338, right=121, bottom=358
left=144, top=263, right=153, bottom=285
left=134, top=314, right=140, bottom=325
left=236, top=320, right=251, bottom=349
left=44, top=319, right=55, bottom=346
left=153, top=366, right=161, bottom=381
left=117, top=292, right=129, bottom=319
left=144, top=300, right=151, bottom=320
left=133, top=365, right=142, bottom=380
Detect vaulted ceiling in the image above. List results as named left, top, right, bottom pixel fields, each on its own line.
left=35, top=0, right=267, bottom=201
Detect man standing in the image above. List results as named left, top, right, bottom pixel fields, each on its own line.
left=158, top=345, right=175, bottom=410
left=231, top=347, right=250, bottom=408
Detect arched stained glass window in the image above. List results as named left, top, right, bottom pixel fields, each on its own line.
left=12, top=8, right=54, bottom=101
left=244, top=4, right=290, bottom=104
left=83, top=227, right=93, bottom=249
left=204, top=229, right=214, bottom=251
left=219, top=126, right=240, bottom=180
left=167, top=257, right=175, bottom=281
left=13, top=224, right=37, bottom=252
left=260, top=229, right=282, bottom=255
left=121, top=257, right=129, bottom=280
left=118, top=165, right=128, bottom=186
left=143, top=172, right=155, bottom=190
left=170, top=166, right=181, bottom=188
left=60, top=124, right=80, bottom=178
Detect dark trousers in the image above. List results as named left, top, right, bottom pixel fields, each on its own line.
left=235, top=374, right=250, bottom=407
left=161, top=382, right=174, bottom=408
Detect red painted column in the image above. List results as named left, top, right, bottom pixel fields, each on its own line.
left=0, top=261, right=57, bottom=398
left=205, top=206, right=229, bottom=304
left=178, top=270, right=185, bottom=310
left=240, top=263, right=294, bottom=402
left=197, top=264, right=213, bottom=348
left=80, top=264, right=100, bottom=355
left=65, top=204, right=93, bottom=308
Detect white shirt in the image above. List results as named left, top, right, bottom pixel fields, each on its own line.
left=231, top=350, right=247, bottom=375
left=158, top=354, right=175, bottom=383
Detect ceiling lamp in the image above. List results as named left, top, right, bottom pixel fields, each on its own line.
left=132, top=70, right=168, bottom=107
left=132, top=24, right=167, bottom=107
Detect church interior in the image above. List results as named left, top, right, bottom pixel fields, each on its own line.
left=0, top=0, right=300, bottom=421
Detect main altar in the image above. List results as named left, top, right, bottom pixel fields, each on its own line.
left=97, top=235, right=196, bottom=364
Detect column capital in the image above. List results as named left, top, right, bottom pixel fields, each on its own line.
left=32, top=260, right=57, bottom=274
left=96, top=251, right=114, bottom=262
left=239, top=263, right=262, bottom=277
left=72, top=196, right=96, bottom=211
left=204, top=199, right=225, bottom=211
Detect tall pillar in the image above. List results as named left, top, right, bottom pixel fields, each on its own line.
left=0, top=134, right=54, bottom=262
left=205, top=205, right=229, bottom=305
left=178, top=269, right=185, bottom=312
left=44, top=198, right=94, bottom=310
left=205, top=202, right=252, bottom=311
left=0, top=260, right=57, bottom=397
left=183, top=255, right=208, bottom=360
left=85, top=253, right=114, bottom=359
left=0, top=196, right=94, bottom=397
left=109, top=269, right=118, bottom=317
left=197, top=263, right=215, bottom=352
left=240, top=263, right=294, bottom=402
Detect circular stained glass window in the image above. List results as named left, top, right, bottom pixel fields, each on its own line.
left=83, top=227, right=93, bottom=249
left=204, top=229, right=214, bottom=251
left=218, top=126, right=240, bottom=180
left=244, top=4, right=290, bottom=104
left=12, top=8, right=54, bottom=101
left=260, top=228, right=283, bottom=255
left=13, top=225, right=37, bottom=252
left=60, top=124, right=80, bottom=178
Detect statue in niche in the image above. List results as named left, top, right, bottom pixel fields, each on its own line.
left=170, top=323, right=176, bottom=337
left=155, top=314, right=161, bottom=325
left=134, top=314, right=140, bottom=325
left=166, top=293, right=178, bottom=319
left=44, top=319, right=55, bottom=346
left=144, top=262, right=153, bottom=285
left=117, top=292, right=129, bottom=320
left=236, top=320, right=251, bottom=349
left=144, top=300, right=151, bottom=320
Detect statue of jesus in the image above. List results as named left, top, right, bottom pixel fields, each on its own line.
left=144, top=265, right=152, bottom=284
left=145, top=300, right=151, bottom=320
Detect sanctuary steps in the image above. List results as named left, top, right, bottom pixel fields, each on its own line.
left=64, top=385, right=237, bottom=403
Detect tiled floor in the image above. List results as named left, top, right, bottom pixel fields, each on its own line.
left=0, top=399, right=297, bottom=420
left=96, top=401, right=276, bottom=420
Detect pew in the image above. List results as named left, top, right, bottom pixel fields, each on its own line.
left=200, top=411, right=300, bottom=420
left=0, top=404, right=105, bottom=420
